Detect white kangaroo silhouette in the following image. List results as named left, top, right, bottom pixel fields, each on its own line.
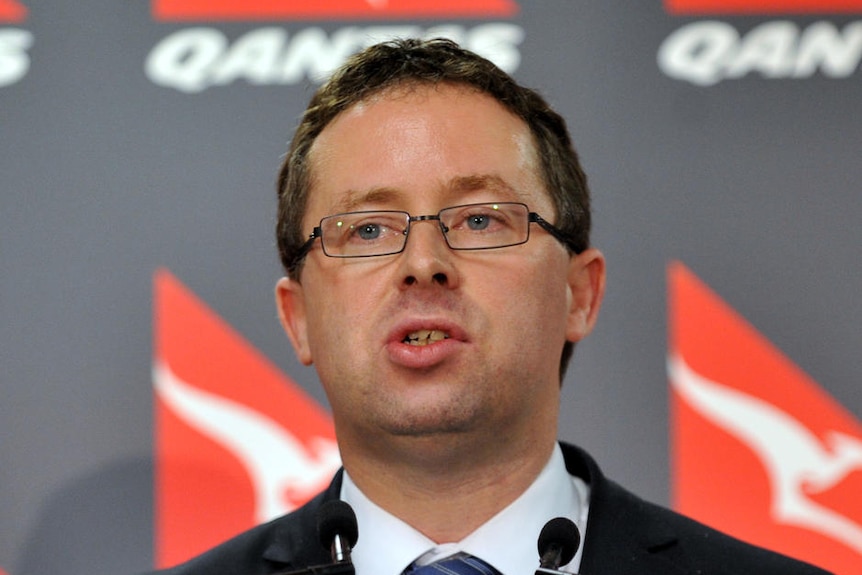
left=153, top=361, right=341, bottom=523
left=668, top=353, right=862, bottom=555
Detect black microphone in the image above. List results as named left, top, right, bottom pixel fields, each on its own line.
left=278, top=500, right=358, bottom=575
left=535, top=517, right=580, bottom=575
left=317, top=500, right=359, bottom=565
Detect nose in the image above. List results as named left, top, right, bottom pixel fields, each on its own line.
left=397, top=217, right=460, bottom=289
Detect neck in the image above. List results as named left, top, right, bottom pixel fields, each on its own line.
left=340, top=430, right=557, bottom=543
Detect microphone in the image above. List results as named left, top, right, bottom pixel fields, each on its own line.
left=535, top=517, right=580, bottom=575
left=317, top=500, right=359, bottom=565
left=279, top=500, right=359, bottom=575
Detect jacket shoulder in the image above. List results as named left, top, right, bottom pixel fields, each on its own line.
left=559, top=443, right=832, bottom=575
left=613, top=481, right=833, bottom=575
left=141, top=474, right=341, bottom=575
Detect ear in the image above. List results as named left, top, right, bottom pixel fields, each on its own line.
left=275, top=276, right=313, bottom=365
left=565, top=248, right=606, bottom=342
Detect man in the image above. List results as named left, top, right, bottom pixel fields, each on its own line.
left=152, top=39, right=831, bottom=575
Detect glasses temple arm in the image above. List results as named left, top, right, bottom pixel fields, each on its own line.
left=529, top=213, right=583, bottom=254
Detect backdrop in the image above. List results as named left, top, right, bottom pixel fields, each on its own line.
left=2, top=2, right=861, bottom=575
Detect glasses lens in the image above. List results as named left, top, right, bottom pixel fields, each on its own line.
left=320, top=211, right=409, bottom=257
left=440, top=203, right=529, bottom=250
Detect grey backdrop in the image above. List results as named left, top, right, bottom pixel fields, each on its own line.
left=2, top=2, right=861, bottom=574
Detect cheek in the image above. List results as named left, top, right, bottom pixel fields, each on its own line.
left=478, top=256, right=569, bottom=338
left=302, top=271, right=381, bottom=358
left=300, top=276, right=348, bottom=355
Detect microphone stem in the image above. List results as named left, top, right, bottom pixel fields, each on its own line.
left=540, top=544, right=563, bottom=569
left=331, top=534, right=351, bottom=563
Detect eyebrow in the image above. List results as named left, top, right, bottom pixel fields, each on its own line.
left=332, top=187, right=403, bottom=214
left=331, top=173, right=523, bottom=214
left=446, top=174, right=519, bottom=197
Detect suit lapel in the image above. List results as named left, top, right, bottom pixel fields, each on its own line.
left=561, top=443, right=690, bottom=575
left=261, top=470, right=345, bottom=572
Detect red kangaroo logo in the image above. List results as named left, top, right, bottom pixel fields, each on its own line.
left=153, top=270, right=339, bottom=567
left=669, top=262, right=862, bottom=575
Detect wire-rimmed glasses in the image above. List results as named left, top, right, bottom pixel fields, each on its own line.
left=289, top=202, right=579, bottom=272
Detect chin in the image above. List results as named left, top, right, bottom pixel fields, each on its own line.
left=380, top=409, right=479, bottom=438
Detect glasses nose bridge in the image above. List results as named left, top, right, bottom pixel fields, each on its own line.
left=405, top=213, right=450, bottom=248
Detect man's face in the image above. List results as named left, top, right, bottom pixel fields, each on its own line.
left=276, top=83, right=603, bottom=460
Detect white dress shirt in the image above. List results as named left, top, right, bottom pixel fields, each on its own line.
left=340, top=444, right=590, bottom=575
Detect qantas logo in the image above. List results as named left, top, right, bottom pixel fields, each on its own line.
left=153, top=270, right=340, bottom=567
left=669, top=356, right=862, bottom=554
left=0, top=0, right=30, bottom=87
left=669, top=262, right=862, bottom=575
left=145, top=0, right=524, bottom=93
left=154, top=362, right=340, bottom=523
left=658, top=1, right=862, bottom=85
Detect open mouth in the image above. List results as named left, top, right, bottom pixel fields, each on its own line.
left=402, top=329, right=450, bottom=346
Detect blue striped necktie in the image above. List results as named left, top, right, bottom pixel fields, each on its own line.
left=403, top=552, right=502, bottom=575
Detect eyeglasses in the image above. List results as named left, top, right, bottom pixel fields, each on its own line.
left=289, top=202, right=580, bottom=272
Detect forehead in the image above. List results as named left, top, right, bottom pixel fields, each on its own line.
left=304, top=83, right=548, bottom=218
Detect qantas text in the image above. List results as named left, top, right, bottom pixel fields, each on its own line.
left=147, top=24, right=524, bottom=93
left=659, top=20, right=862, bottom=85
left=0, top=28, right=31, bottom=86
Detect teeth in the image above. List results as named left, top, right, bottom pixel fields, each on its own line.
left=404, top=329, right=449, bottom=346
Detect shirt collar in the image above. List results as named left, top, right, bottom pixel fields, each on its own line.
left=341, top=444, right=589, bottom=575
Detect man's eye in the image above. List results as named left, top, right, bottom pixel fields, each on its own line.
left=354, top=223, right=382, bottom=240
left=466, top=214, right=491, bottom=231
left=456, top=210, right=509, bottom=233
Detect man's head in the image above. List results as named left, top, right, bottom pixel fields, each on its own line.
left=275, top=37, right=595, bottom=379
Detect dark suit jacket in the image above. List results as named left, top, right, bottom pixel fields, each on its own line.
left=150, top=442, right=832, bottom=575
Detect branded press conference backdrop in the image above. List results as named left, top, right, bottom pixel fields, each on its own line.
left=3, top=1, right=862, bottom=574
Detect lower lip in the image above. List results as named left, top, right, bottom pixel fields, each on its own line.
left=386, top=338, right=463, bottom=369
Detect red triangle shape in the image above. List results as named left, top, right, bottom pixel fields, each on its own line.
left=668, top=262, right=862, bottom=574
left=153, top=269, right=338, bottom=567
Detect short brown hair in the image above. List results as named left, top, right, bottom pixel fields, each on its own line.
left=275, top=37, right=592, bottom=379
